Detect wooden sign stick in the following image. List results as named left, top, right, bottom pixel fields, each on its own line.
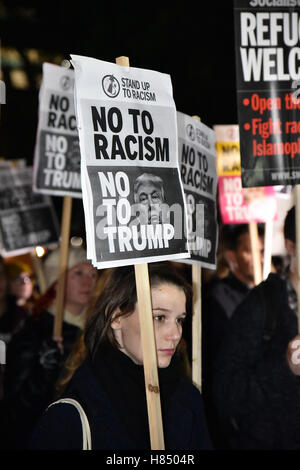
left=134, top=263, right=165, bottom=449
left=191, top=115, right=202, bottom=391
left=249, top=220, right=262, bottom=285
left=295, top=185, right=300, bottom=332
left=116, top=55, right=165, bottom=450
left=192, top=263, right=202, bottom=391
left=263, top=218, right=273, bottom=280
left=53, top=195, right=73, bottom=338
left=31, top=249, right=47, bottom=295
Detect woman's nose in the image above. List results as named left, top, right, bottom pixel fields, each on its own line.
left=82, top=274, right=95, bottom=285
left=166, top=322, right=181, bottom=340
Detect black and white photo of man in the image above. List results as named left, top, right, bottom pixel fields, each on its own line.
left=133, top=172, right=166, bottom=225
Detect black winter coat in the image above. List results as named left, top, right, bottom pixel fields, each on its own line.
left=201, top=273, right=251, bottom=449
left=0, top=310, right=82, bottom=449
left=213, top=273, right=300, bottom=449
left=202, top=272, right=251, bottom=366
left=29, top=346, right=213, bottom=450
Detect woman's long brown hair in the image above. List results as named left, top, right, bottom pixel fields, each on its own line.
left=56, top=263, right=192, bottom=395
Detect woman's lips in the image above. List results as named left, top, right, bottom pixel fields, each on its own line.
left=159, top=349, right=175, bottom=356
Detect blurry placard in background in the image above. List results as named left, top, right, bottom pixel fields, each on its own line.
left=215, top=124, right=278, bottom=224
left=177, top=111, right=218, bottom=269
left=0, top=167, right=59, bottom=256
left=33, top=63, right=82, bottom=198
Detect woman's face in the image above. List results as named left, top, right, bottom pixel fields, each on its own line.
left=9, top=271, right=33, bottom=302
left=112, top=283, right=187, bottom=368
left=65, top=262, right=98, bottom=313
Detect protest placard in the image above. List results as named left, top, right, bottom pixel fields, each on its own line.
left=33, top=63, right=82, bottom=198
left=0, top=167, right=59, bottom=256
left=70, top=55, right=190, bottom=269
left=114, top=56, right=165, bottom=450
left=177, top=111, right=218, bottom=269
left=176, top=112, right=218, bottom=391
left=215, top=125, right=277, bottom=224
left=234, top=0, right=300, bottom=187
left=215, top=124, right=278, bottom=284
left=0, top=158, right=26, bottom=169
left=218, top=175, right=277, bottom=224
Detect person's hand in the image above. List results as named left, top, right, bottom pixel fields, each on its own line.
left=286, top=334, right=300, bottom=375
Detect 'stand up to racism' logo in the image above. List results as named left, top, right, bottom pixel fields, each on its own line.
left=186, top=124, right=195, bottom=141
left=60, top=75, right=72, bottom=91
left=102, top=75, right=120, bottom=98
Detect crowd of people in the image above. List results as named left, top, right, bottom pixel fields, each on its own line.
left=0, top=205, right=299, bottom=451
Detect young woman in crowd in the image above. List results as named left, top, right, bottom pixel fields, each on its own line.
left=0, top=257, right=30, bottom=346
left=6, top=260, right=36, bottom=309
left=0, top=245, right=99, bottom=449
left=29, top=263, right=212, bottom=450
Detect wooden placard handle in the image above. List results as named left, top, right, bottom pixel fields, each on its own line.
left=53, top=195, right=73, bottom=338
left=31, top=250, right=47, bottom=295
left=116, top=55, right=165, bottom=450
left=134, top=263, right=165, bottom=449
left=192, top=264, right=202, bottom=391
left=115, top=56, right=130, bottom=67
left=263, top=218, right=273, bottom=280
left=249, top=220, right=262, bottom=286
left=190, top=115, right=202, bottom=392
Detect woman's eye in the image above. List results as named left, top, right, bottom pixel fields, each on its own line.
left=90, top=272, right=98, bottom=279
left=154, top=315, right=164, bottom=322
left=73, top=270, right=83, bottom=276
left=177, top=317, right=186, bottom=325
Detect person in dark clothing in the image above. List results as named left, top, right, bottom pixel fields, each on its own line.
left=203, top=224, right=264, bottom=356
left=29, top=263, right=212, bottom=450
left=0, top=245, right=99, bottom=450
left=201, top=223, right=264, bottom=449
left=0, top=257, right=29, bottom=402
left=0, top=257, right=29, bottom=346
left=6, top=260, right=35, bottom=308
left=213, top=206, right=300, bottom=449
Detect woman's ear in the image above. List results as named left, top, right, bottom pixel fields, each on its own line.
left=285, top=239, right=296, bottom=257
left=224, top=249, right=237, bottom=271
left=110, top=308, right=123, bottom=348
left=111, top=308, right=122, bottom=331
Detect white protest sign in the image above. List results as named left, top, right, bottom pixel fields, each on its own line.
left=0, top=167, right=60, bottom=256
left=71, top=55, right=190, bottom=268
left=177, top=111, right=218, bottom=269
left=33, top=63, right=82, bottom=198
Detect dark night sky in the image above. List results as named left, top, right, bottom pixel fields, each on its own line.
left=0, top=1, right=237, bottom=237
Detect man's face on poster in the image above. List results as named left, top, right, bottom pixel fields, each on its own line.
left=135, top=181, right=164, bottom=224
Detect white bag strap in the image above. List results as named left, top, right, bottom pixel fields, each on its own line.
left=48, top=398, right=92, bottom=450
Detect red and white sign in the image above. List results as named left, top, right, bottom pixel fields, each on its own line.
left=218, top=175, right=277, bottom=224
